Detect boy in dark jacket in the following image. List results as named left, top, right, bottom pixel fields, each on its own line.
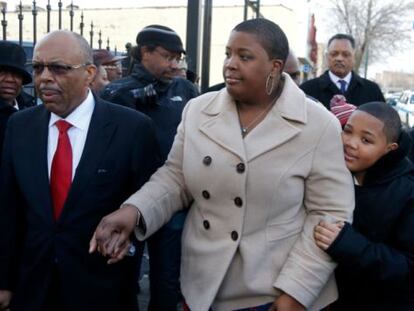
left=314, top=102, right=414, bottom=310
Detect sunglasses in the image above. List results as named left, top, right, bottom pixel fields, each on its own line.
left=32, top=62, right=90, bottom=75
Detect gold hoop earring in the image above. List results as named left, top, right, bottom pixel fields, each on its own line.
left=265, top=74, right=275, bottom=95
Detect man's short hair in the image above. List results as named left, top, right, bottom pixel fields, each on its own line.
left=328, top=33, right=356, bottom=49
left=232, top=18, right=289, bottom=64
left=356, top=101, right=402, bottom=143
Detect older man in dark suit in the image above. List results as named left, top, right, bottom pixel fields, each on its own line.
left=0, top=30, right=159, bottom=311
left=300, top=34, right=385, bottom=109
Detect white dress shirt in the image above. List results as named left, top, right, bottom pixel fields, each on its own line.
left=47, top=90, right=95, bottom=180
left=329, top=71, right=352, bottom=92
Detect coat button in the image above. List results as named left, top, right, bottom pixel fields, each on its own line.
left=231, top=231, right=238, bottom=241
left=203, top=220, right=210, bottom=230
left=236, top=163, right=245, bottom=173
left=203, top=156, right=212, bottom=166
left=234, top=197, right=243, bottom=207
left=202, top=190, right=210, bottom=199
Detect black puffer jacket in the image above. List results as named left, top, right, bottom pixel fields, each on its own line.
left=100, top=64, right=199, bottom=160
left=327, top=131, right=414, bottom=310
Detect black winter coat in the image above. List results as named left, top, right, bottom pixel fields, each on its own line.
left=0, top=92, right=35, bottom=158
left=100, top=64, right=199, bottom=160
left=300, top=70, right=385, bottom=109
left=327, top=131, right=414, bottom=311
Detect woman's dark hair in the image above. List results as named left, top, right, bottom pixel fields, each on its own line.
left=233, top=18, right=289, bottom=64
left=357, top=101, right=402, bottom=143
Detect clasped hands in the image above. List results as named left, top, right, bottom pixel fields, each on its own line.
left=89, top=204, right=139, bottom=264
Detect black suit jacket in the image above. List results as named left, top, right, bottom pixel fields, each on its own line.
left=0, top=97, right=160, bottom=311
left=300, top=70, right=385, bottom=109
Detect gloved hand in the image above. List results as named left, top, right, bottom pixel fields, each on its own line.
left=130, top=83, right=158, bottom=108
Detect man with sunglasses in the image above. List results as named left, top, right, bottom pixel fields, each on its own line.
left=101, top=24, right=199, bottom=311
left=0, top=30, right=159, bottom=311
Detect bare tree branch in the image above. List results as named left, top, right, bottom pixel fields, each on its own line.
left=326, top=0, right=414, bottom=73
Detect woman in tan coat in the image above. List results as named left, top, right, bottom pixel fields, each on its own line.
left=91, top=19, right=354, bottom=311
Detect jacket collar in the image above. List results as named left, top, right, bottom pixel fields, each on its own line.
left=202, top=73, right=307, bottom=123
left=320, top=70, right=364, bottom=90
left=0, top=98, right=17, bottom=112
left=200, top=74, right=306, bottom=161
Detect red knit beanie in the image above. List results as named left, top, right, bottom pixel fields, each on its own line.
left=330, top=95, right=357, bottom=126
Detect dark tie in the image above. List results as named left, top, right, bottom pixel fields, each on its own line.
left=338, top=80, right=347, bottom=94
left=50, top=120, right=73, bottom=220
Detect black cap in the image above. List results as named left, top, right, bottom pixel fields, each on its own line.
left=0, top=41, right=32, bottom=84
left=136, top=25, right=185, bottom=54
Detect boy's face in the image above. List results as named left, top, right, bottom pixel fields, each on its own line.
left=342, top=110, right=398, bottom=174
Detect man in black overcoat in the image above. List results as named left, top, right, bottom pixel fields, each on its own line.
left=300, top=33, right=385, bottom=109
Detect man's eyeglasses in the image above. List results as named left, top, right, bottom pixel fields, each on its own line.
left=31, top=62, right=90, bottom=75
left=153, top=49, right=182, bottom=64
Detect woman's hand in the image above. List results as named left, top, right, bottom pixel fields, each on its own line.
left=89, top=204, right=139, bottom=264
left=314, top=220, right=344, bottom=250
left=268, top=293, right=305, bottom=311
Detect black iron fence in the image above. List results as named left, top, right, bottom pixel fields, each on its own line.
left=0, top=1, right=117, bottom=52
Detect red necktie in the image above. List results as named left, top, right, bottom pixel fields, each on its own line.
left=50, top=120, right=73, bottom=220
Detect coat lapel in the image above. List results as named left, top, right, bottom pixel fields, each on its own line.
left=320, top=71, right=341, bottom=95
left=199, top=90, right=246, bottom=161
left=244, top=75, right=306, bottom=161
left=25, top=106, right=54, bottom=222
left=345, top=72, right=360, bottom=95
left=59, top=99, right=116, bottom=221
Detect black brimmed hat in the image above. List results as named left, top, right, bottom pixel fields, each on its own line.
left=136, top=25, right=185, bottom=54
left=0, top=41, right=32, bottom=84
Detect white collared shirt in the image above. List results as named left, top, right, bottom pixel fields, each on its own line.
left=13, top=99, right=19, bottom=110
left=47, top=90, right=95, bottom=180
left=329, top=71, right=352, bottom=92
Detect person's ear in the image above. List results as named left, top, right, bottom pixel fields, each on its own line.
left=85, top=64, right=97, bottom=85
left=271, top=59, right=284, bottom=76
left=386, top=142, right=398, bottom=153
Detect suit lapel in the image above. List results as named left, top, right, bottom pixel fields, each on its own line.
left=25, top=106, right=54, bottom=222
left=345, top=72, right=360, bottom=95
left=244, top=75, right=305, bottom=161
left=199, top=90, right=246, bottom=161
left=59, top=99, right=116, bottom=221
left=320, top=71, right=341, bottom=95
